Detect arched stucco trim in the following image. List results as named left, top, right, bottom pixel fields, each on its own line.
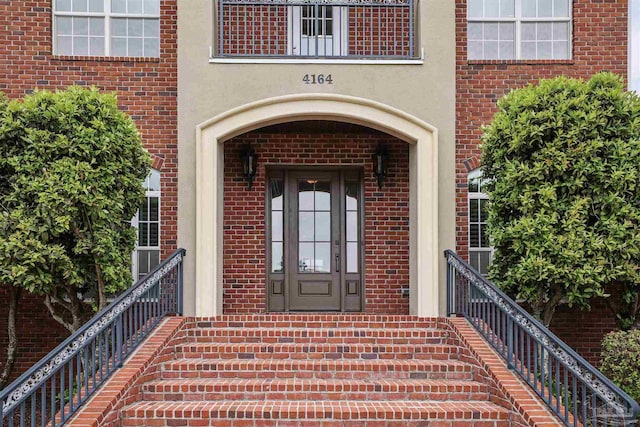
left=195, top=93, right=439, bottom=317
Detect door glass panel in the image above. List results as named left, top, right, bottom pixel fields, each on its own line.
left=345, top=181, right=359, bottom=273
left=270, top=177, right=284, bottom=273
left=298, top=179, right=331, bottom=273
left=315, top=243, right=331, bottom=273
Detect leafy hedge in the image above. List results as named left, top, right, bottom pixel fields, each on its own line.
left=601, top=329, right=640, bottom=403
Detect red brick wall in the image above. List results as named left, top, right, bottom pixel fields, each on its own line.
left=455, top=0, right=628, bottom=362
left=455, top=0, right=628, bottom=259
left=223, top=121, right=410, bottom=314
left=0, top=288, right=69, bottom=384
left=0, top=0, right=178, bottom=258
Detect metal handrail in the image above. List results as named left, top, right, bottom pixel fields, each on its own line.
left=0, top=248, right=186, bottom=427
left=445, top=250, right=640, bottom=426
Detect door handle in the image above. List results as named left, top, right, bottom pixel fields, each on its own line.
left=335, top=253, right=340, bottom=272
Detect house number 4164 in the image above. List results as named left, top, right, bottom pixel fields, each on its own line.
left=303, top=74, right=333, bottom=85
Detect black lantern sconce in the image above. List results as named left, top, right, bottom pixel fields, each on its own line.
left=240, top=144, right=258, bottom=189
left=372, top=144, right=389, bottom=190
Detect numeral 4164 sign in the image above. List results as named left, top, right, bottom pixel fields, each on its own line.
left=303, top=74, right=333, bottom=85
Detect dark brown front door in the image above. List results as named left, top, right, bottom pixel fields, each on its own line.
left=267, top=169, right=363, bottom=312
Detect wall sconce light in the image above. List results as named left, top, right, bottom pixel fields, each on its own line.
left=372, top=144, right=389, bottom=190
left=240, top=144, right=258, bottom=189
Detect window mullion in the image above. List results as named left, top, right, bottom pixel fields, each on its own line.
left=515, top=0, right=521, bottom=59
left=104, top=0, right=111, bottom=56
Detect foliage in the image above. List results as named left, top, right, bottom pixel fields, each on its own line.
left=601, top=330, right=640, bottom=403
left=0, top=86, right=150, bottom=332
left=481, top=72, right=640, bottom=327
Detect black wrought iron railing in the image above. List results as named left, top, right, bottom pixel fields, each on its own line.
left=445, top=250, right=640, bottom=427
left=0, top=248, right=185, bottom=427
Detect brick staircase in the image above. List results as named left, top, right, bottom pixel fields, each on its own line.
left=115, top=314, right=523, bottom=426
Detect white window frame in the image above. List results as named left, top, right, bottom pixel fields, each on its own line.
left=467, top=0, right=573, bottom=60
left=287, top=5, right=348, bottom=56
left=132, top=169, right=161, bottom=281
left=630, top=0, right=640, bottom=92
left=468, top=169, right=493, bottom=275
left=52, top=0, right=160, bottom=57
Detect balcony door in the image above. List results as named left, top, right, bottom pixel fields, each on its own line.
left=268, top=170, right=362, bottom=311
left=289, top=5, right=347, bottom=56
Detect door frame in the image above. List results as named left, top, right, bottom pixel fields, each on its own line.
left=265, top=165, right=365, bottom=312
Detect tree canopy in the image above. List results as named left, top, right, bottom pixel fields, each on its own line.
left=481, top=72, right=640, bottom=327
left=0, top=86, right=150, bottom=332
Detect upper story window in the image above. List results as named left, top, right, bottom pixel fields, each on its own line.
left=468, top=169, right=493, bottom=275
left=467, top=0, right=571, bottom=60
left=53, top=0, right=160, bottom=57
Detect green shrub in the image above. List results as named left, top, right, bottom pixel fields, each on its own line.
left=601, top=329, right=640, bottom=403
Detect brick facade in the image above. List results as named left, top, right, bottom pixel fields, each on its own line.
left=0, top=1, right=177, bottom=382
left=223, top=121, right=410, bottom=314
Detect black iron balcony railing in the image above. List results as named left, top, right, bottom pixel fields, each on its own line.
left=216, top=0, right=417, bottom=59
left=0, top=248, right=185, bottom=427
left=445, top=250, right=640, bottom=427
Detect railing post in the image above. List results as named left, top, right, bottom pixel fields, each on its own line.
left=116, top=315, right=123, bottom=368
left=506, top=316, right=514, bottom=369
left=446, top=257, right=452, bottom=316
left=177, top=255, right=184, bottom=316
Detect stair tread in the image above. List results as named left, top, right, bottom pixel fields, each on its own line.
left=122, top=400, right=511, bottom=419
left=145, top=378, right=488, bottom=389
left=162, top=358, right=476, bottom=369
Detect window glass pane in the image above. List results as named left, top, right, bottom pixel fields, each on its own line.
left=537, top=41, right=552, bottom=59
left=72, top=0, right=87, bottom=12
left=56, top=0, right=72, bottom=12
left=554, top=0, right=569, bottom=17
left=500, top=0, right=514, bottom=17
left=299, top=212, right=314, bottom=242
left=88, top=0, right=103, bottom=12
left=553, top=41, right=568, bottom=58
left=272, top=242, right=284, bottom=272
left=271, top=179, right=283, bottom=210
left=538, top=0, right=553, bottom=17
left=500, top=22, right=514, bottom=40
left=57, top=17, right=73, bottom=35
left=112, top=18, right=128, bottom=36
left=149, top=223, right=159, bottom=246
left=315, top=212, right=331, bottom=241
left=345, top=182, right=358, bottom=211
left=553, top=22, right=568, bottom=40
left=314, top=243, right=331, bottom=273
left=521, top=23, right=536, bottom=41
left=149, top=169, right=160, bottom=191
left=139, top=223, right=149, bottom=246
left=144, top=19, right=159, bottom=38
left=89, top=36, right=104, bottom=55
left=484, top=41, right=499, bottom=59
left=500, top=41, right=514, bottom=59
left=74, top=17, right=89, bottom=35
left=537, top=22, right=552, bottom=40
left=479, top=199, right=489, bottom=222
left=479, top=251, right=491, bottom=275
left=314, top=181, right=331, bottom=210
left=470, top=224, right=480, bottom=248
left=346, top=211, right=358, bottom=242
left=272, top=211, right=283, bottom=241
left=112, top=37, right=127, bottom=55
left=521, top=41, right=536, bottom=58
left=299, top=181, right=314, bottom=210
left=468, top=23, right=482, bottom=40
left=149, top=197, right=159, bottom=221
left=57, top=36, right=73, bottom=55
left=481, top=225, right=490, bottom=247
left=522, top=0, right=536, bottom=17
left=144, top=37, right=159, bottom=57
left=484, top=23, right=499, bottom=40
left=144, top=0, right=160, bottom=14
left=112, top=0, right=127, bottom=13
left=468, top=0, right=483, bottom=18
left=149, top=250, right=160, bottom=270
left=140, top=199, right=149, bottom=221
left=468, top=176, right=479, bottom=193
left=470, top=199, right=479, bottom=222
left=128, top=0, right=143, bottom=13
left=128, top=37, right=143, bottom=56
left=299, top=243, right=314, bottom=272
left=347, top=242, right=358, bottom=273
left=138, top=250, right=149, bottom=276
left=468, top=41, right=483, bottom=60
left=128, top=19, right=143, bottom=36
left=89, top=17, right=104, bottom=36
left=73, top=36, right=89, bottom=56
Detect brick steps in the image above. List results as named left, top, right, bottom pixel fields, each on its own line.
left=160, top=359, right=479, bottom=380
left=173, top=343, right=465, bottom=360
left=121, top=400, right=511, bottom=426
left=178, top=327, right=449, bottom=344
left=142, top=378, right=491, bottom=401
left=117, top=315, right=518, bottom=426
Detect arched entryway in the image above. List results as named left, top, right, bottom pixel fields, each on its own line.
left=195, top=94, right=438, bottom=317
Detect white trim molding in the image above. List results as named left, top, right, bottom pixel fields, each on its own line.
left=195, top=93, right=439, bottom=317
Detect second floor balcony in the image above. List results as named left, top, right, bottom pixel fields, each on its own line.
left=214, top=0, right=419, bottom=60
